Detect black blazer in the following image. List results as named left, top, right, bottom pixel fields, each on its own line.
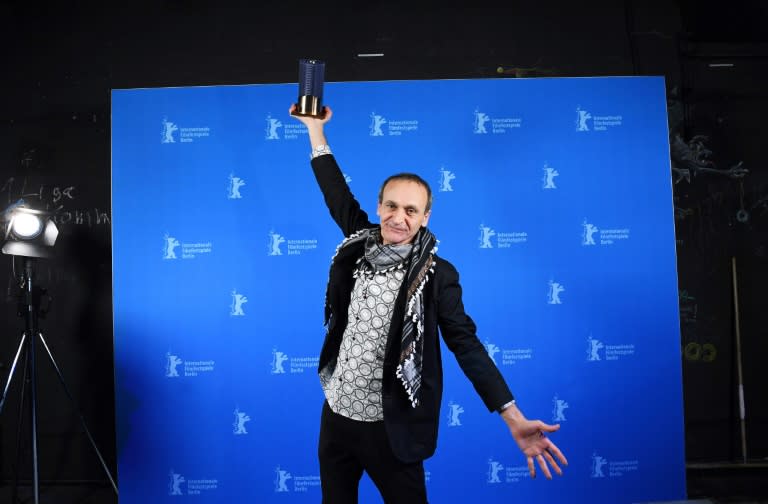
left=312, top=154, right=514, bottom=463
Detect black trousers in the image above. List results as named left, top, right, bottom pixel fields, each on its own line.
left=318, top=402, right=428, bottom=504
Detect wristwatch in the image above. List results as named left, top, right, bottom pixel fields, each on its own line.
left=498, top=400, right=516, bottom=414
left=311, top=144, right=333, bottom=159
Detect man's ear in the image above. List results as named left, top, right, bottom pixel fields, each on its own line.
left=422, top=211, right=431, bottom=227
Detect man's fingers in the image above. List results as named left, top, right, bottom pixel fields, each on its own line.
left=537, top=421, right=561, bottom=433
left=542, top=450, right=562, bottom=476
left=527, top=456, right=536, bottom=479
left=536, top=454, right=553, bottom=480
left=547, top=441, right=568, bottom=466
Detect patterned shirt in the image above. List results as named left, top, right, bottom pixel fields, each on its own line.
left=321, top=260, right=406, bottom=421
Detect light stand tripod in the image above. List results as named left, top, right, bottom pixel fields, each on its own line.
left=0, top=257, right=118, bottom=503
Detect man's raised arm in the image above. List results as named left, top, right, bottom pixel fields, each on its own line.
left=289, top=105, right=373, bottom=237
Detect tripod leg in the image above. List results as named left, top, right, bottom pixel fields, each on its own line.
left=12, top=336, right=30, bottom=504
left=37, top=332, right=119, bottom=496
left=0, top=332, right=28, bottom=415
left=30, top=325, right=40, bottom=504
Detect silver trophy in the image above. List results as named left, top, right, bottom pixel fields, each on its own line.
left=291, top=59, right=326, bottom=118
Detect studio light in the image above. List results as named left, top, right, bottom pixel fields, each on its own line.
left=11, top=212, right=43, bottom=238
left=0, top=198, right=117, bottom=504
left=2, top=201, right=59, bottom=258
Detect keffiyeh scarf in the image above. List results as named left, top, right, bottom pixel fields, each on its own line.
left=325, top=227, right=437, bottom=407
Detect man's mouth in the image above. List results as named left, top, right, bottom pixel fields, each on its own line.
left=386, top=225, right=407, bottom=234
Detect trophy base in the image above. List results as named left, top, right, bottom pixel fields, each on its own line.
left=291, top=95, right=326, bottom=119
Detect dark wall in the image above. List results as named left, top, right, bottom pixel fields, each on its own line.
left=0, top=0, right=766, bottom=485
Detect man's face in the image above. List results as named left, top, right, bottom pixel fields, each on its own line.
left=376, top=179, right=431, bottom=245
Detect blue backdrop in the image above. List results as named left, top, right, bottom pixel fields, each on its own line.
left=112, top=76, right=686, bottom=503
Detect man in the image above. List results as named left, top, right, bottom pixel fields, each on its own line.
left=291, top=105, right=567, bottom=504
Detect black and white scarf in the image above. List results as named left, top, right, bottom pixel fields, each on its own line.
left=326, top=227, right=437, bottom=407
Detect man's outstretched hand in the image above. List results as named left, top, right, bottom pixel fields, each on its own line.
left=501, top=403, right=568, bottom=480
